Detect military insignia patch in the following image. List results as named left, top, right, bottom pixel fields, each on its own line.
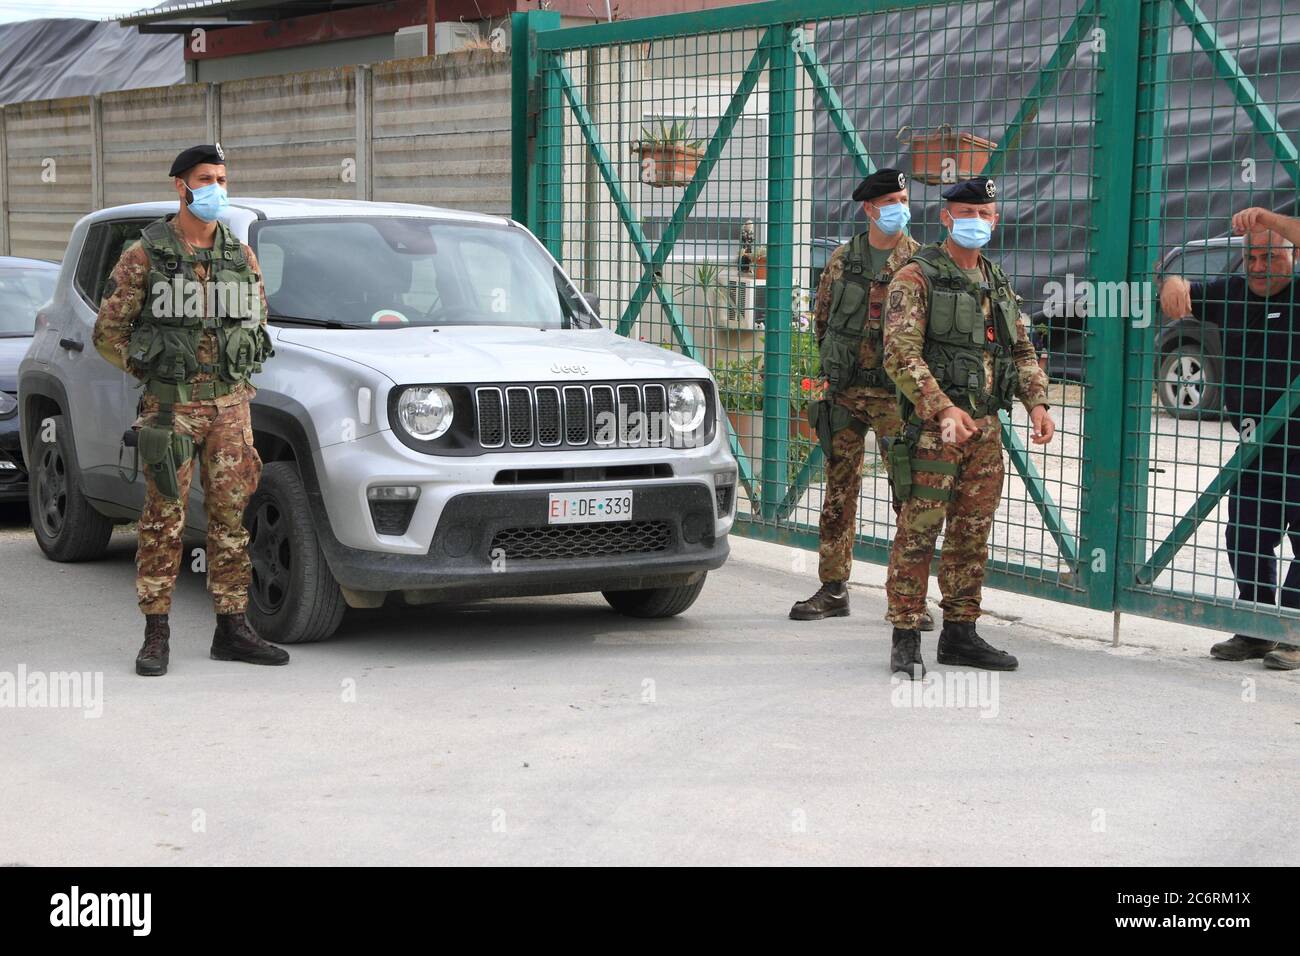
left=985, top=179, right=997, bottom=199
left=215, top=142, right=225, bottom=161
left=897, top=172, right=907, bottom=191
left=889, top=289, right=903, bottom=310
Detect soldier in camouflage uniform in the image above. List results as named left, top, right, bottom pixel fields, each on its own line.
left=882, top=177, right=1054, bottom=678
left=93, top=144, right=287, bottom=676
left=790, top=170, right=932, bottom=629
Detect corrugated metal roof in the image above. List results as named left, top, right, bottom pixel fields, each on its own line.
left=115, top=1, right=378, bottom=26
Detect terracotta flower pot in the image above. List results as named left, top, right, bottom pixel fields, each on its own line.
left=635, top=143, right=704, bottom=187
left=900, top=124, right=998, bottom=186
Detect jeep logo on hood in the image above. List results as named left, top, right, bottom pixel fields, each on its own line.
left=551, top=363, right=589, bottom=375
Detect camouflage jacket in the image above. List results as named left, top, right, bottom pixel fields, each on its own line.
left=814, top=231, right=919, bottom=415
left=882, top=247, right=1049, bottom=424
left=92, top=216, right=269, bottom=409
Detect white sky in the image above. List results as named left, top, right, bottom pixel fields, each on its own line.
left=0, top=0, right=159, bottom=24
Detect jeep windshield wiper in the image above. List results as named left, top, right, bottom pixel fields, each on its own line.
left=268, top=313, right=355, bottom=329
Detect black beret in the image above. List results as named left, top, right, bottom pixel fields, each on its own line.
left=169, top=142, right=226, bottom=178
left=941, top=176, right=997, bottom=204
left=853, top=167, right=908, bottom=202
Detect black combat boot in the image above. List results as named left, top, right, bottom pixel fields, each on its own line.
left=211, top=613, right=290, bottom=666
left=1210, top=634, right=1278, bottom=661
left=136, top=614, right=170, bottom=677
left=936, top=620, right=1018, bottom=671
left=891, top=627, right=926, bottom=680
left=790, top=581, right=849, bottom=620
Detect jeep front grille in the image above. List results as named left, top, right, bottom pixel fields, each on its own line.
left=473, top=383, right=687, bottom=450
left=490, top=520, right=672, bottom=561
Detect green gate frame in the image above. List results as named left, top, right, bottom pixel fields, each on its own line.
left=512, top=0, right=1300, bottom=638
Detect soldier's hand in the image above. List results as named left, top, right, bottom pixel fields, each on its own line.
left=937, top=406, right=980, bottom=444
left=1030, top=405, right=1055, bottom=445
left=1232, top=207, right=1274, bottom=236
left=1158, top=275, right=1193, bottom=318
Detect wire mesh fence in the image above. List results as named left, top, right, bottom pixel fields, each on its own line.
left=515, top=0, right=1300, bottom=641
left=1123, top=0, right=1300, bottom=639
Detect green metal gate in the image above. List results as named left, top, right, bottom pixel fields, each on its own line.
left=512, top=0, right=1300, bottom=642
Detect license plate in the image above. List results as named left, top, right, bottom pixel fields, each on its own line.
left=548, top=490, right=633, bottom=524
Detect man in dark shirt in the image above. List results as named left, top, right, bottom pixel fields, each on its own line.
left=1161, top=207, right=1300, bottom=669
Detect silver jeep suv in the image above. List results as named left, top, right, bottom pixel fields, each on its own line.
left=18, top=199, right=736, bottom=642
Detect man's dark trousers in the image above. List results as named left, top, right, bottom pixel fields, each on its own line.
left=1227, top=459, right=1300, bottom=609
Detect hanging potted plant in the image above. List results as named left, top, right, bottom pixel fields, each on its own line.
left=898, top=123, right=998, bottom=185
left=635, top=119, right=705, bottom=187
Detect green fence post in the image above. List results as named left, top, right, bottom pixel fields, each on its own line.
left=760, top=26, right=796, bottom=520
left=1083, top=0, right=1147, bottom=611
left=1116, top=0, right=1172, bottom=608
left=511, top=10, right=562, bottom=233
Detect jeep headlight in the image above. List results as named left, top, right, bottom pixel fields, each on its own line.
left=396, top=386, right=453, bottom=440
left=667, top=382, right=706, bottom=432
left=0, top=391, right=16, bottom=419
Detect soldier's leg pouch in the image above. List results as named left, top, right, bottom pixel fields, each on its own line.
left=137, top=426, right=193, bottom=501
left=828, top=403, right=868, bottom=441
left=886, top=437, right=914, bottom=502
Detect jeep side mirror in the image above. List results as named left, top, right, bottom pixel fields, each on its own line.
left=582, top=291, right=600, bottom=318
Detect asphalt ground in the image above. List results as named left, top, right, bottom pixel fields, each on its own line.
left=1, top=502, right=1295, bottom=865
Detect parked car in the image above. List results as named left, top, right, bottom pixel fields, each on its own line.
left=19, top=199, right=736, bottom=642
left=1027, top=237, right=1244, bottom=419
left=0, top=257, right=59, bottom=503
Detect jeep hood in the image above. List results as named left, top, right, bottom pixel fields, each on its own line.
left=273, top=325, right=711, bottom=384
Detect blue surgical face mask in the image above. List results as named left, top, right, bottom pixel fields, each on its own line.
left=185, top=182, right=228, bottom=222
left=948, top=216, right=993, bottom=249
left=873, top=201, right=911, bottom=235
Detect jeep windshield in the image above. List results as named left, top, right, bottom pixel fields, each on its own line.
left=251, top=217, right=598, bottom=330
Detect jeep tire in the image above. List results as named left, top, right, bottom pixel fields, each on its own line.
left=244, top=461, right=345, bottom=644
left=29, top=413, right=114, bottom=562
left=602, top=574, right=707, bottom=618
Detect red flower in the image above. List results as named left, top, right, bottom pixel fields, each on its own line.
left=800, top=377, right=812, bottom=391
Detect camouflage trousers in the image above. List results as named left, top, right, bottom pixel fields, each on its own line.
left=136, top=397, right=262, bottom=616
left=818, top=393, right=902, bottom=583
left=886, top=415, right=1003, bottom=628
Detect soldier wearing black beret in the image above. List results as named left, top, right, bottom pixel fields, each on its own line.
left=91, top=143, right=287, bottom=676
left=879, top=176, right=1055, bottom=678
left=790, top=168, right=930, bottom=626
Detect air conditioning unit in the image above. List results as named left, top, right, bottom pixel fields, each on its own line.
left=720, top=276, right=764, bottom=330
left=394, top=22, right=483, bottom=57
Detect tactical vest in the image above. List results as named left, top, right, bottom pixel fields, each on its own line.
left=126, top=218, right=272, bottom=403
left=907, top=243, right=1020, bottom=419
left=820, top=233, right=895, bottom=393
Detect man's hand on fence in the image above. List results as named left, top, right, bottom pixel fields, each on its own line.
left=1232, top=206, right=1275, bottom=236
left=1030, top=405, right=1055, bottom=445
left=1158, top=274, right=1193, bottom=319
left=1233, top=206, right=1300, bottom=247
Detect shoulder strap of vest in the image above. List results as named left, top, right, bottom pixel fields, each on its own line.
left=139, top=219, right=187, bottom=270
left=909, top=243, right=962, bottom=288
left=212, top=222, right=249, bottom=269
left=843, top=232, right=869, bottom=275
left=983, top=256, right=1015, bottom=299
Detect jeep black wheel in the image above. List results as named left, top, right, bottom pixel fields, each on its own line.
left=602, top=574, right=707, bottom=618
left=29, top=414, right=113, bottom=562
left=245, top=461, right=345, bottom=644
